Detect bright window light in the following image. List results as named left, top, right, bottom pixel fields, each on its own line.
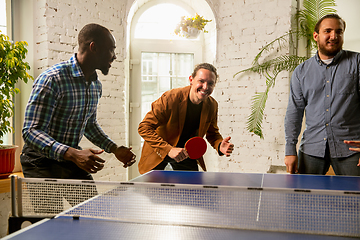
left=134, top=3, right=191, bottom=40
left=0, top=0, right=7, bottom=34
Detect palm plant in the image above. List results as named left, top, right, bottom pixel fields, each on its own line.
left=233, top=0, right=337, bottom=138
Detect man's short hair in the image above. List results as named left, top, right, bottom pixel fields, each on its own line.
left=314, top=14, right=346, bottom=33
left=191, top=63, right=218, bottom=83
left=78, top=23, right=111, bottom=52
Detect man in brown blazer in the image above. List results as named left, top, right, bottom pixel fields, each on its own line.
left=138, top=63, right=234, bottom=174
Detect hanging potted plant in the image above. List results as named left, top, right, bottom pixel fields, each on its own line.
left=174, top=14, right=212, bottom=39
left=0, top=31, right=33, bottom=176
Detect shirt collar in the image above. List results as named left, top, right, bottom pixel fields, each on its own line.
left=71, top=54, right=98, bottom=82
left=315, top=50, right=343, bottom=66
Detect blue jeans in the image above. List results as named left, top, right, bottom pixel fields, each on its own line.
left=298, top=144, right=360, bottom=176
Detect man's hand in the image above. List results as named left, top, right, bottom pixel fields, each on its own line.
left=168, top=147, right=189, bottom=163
left=112, top=146, right=136, bottom=168
left=344, top=140, right=360, bottom=166
left=219, top=136, right=234, bottom=157
left=344, top=140, right=360, bottom=151
left=64, top=148, right=105, bottom=173
left=285, top=155, right=298, bottom=174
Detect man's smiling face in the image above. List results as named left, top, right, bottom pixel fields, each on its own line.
left=314, top=18, right=344, bottom=60
left=189, top=68, right=216, bottom=105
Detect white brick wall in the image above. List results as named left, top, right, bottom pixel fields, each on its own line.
left=29, top=0, right=292, bottom=181
left=214, top=0, right=291, bottom=173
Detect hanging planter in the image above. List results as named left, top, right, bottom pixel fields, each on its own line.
left=181, top=27, right=200, bottom=39
left=0, top=145, right=18, bottom=177
left=174, top=14, right=211, bottom=38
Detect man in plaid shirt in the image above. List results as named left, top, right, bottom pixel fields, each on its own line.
left=20, top=23, right=135, bottom=180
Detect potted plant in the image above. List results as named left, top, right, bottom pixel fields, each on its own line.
left=233, top=0, right=336, bottom=138
left=0, top=31, right=33, bottom=175
left=174, top=14, right=212, bottom=38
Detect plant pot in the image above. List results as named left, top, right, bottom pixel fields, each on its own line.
left=0, top=145, right=18, bottom=175
left=182, top=27, right=200, bottom=39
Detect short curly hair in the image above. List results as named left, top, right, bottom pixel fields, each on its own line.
left=78, top=23, right=111, bottom=52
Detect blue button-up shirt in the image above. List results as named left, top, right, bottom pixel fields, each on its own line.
left=285, top=50, right=360, bottom=158
left=22, top=54, right=116, bottom=161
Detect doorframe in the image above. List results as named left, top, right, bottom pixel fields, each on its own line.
left=128, top=38, right=202, bottom=179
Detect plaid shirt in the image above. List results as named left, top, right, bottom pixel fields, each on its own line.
left=22, top=54, right=116, bottom=161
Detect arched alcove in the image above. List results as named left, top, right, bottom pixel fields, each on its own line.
left=125, top=0, right=217, bottom=179
left=126, top=0, right=216, bottom=62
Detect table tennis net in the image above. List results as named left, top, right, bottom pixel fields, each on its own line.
left=14, top=177, right=360, bottom=237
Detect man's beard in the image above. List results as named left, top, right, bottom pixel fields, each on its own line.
left=318, top=41, right=342, bottom=58
left=100, top=67, right=109, bottom=75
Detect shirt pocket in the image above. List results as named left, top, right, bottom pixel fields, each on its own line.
left=337, top=74, right=356, bottom=95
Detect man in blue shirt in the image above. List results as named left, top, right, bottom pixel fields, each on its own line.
left=21, top=23, right=136, bottom=180
left=284, top=14, right=360, bottom=176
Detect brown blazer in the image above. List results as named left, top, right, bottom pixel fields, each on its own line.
left=138, top=85, right=223, bottom=174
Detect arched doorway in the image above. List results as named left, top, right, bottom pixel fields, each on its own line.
left=127, top=0, right=216, bottom=179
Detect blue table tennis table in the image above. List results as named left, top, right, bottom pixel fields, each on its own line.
left=132, top=170, right=360, bottom=191
left=3, top=171, right=360, bottom=240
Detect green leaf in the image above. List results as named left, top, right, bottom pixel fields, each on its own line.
left=246, top=88, right=270, bottom=139
left=0, top=31, right=33, bottom=143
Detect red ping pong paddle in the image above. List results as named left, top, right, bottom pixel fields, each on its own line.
left=185, top=137, right=207, bottom=159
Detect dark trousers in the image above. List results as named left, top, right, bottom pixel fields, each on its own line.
left=20, top=144, right=92, bottom=180
left=20, top=145, right=96, bottom=214
left=298, top=143, right=360, bottom=176
left=153, top=156, right=199, bottom=171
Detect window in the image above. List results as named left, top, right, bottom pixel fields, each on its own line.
left=0, top=0, right=10, bottom=145
left=141, top=52, right=194, bottom=120
left=0, top=0, right=7, bottom=34
left=134, top=3, right=192, bottom=40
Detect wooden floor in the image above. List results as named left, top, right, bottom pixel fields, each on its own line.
left=326, top=166, right=335, bottom=175
left=0, top=172, right=24, bottom=193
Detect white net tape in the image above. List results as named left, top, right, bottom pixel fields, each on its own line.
left=17, top=178, right=360, bottom=237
